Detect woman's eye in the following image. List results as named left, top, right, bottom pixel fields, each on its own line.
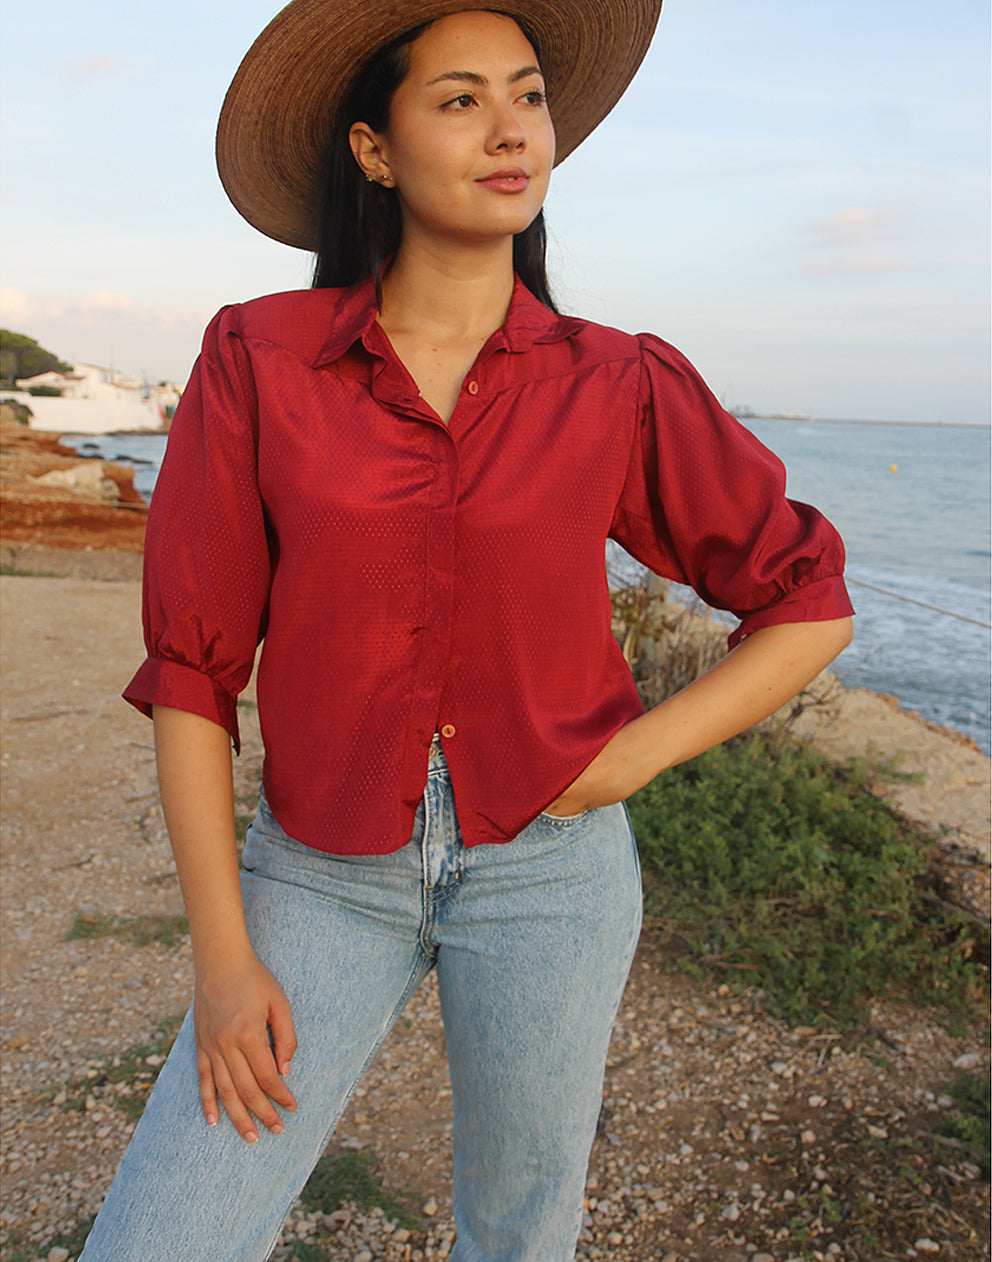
left=443, top=93, right=476, bottom=110
left=522, top=90, right=547, bottom=107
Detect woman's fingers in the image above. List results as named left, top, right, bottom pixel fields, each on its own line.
left=221, top=1041, right=287, bottom=1139
left=543, top=719, right=653, bottom=816
left=192, top=957, right=298, bottom=1140
left=196, top=1046, right=220, bottom=1128
left=268, top=988, right=298, bottom=1080
left=200, top=1034, right=291, bottom=1141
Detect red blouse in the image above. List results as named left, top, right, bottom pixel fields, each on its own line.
left=124, top=277, right=853, bottom=854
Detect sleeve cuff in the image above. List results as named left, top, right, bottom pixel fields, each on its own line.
left=728, top=575, right=855, bottom=649
left=123, top=657, right=242, bottom=752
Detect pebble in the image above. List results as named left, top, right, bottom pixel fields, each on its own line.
left=1, top=641, right=987, bottom=1262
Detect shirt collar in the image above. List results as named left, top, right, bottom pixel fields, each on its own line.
left=312, top=274, right=583, bottom=370
left=495, top=276, right=586, bottom=355
left=312, top=278, right=381, bottom=369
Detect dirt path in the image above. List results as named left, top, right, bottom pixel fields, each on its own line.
left=787, top=678, right=990, bottom=862
left=1, top=574, right=988, bottom=1261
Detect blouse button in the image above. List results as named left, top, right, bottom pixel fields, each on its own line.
left=465, top=380, right=479, bottom=395
left=440, top=723, right=456, bottom=739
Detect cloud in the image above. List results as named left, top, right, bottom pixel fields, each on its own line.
left=62, top=54, right=142, bottom=84
left=803, top=205, right=910, bottom=276
left=808, top=206, right=902, bottom=246
left=0, top=290, right=213, bottom=382
left=805, top=255, right=911, bottom=276
left=79, top=291, right=139, bottom=315
left=0, top=288, right=203, bottom=327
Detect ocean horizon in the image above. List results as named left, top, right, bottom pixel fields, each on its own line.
left=65, top=417, right=992, bottom=755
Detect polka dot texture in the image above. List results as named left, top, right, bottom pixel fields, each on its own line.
left=124, top=279, right=852, bottom=854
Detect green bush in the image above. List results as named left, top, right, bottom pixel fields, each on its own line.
left=300, top=1149, right=417, bottom=1228
left=0, top=396, right=32, bottom=424
left=64, top=911, right=189, bottom=949
left=627, top=731, right=989, bottom=1027
left=0, top=328, right=71, bottom=383
left=940, top=1069, right=991, bottom=1169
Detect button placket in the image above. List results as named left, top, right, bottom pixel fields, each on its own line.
left=407, top=426, right=459, bottom=772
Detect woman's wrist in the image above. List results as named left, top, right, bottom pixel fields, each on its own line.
left=191, top=919, right=256, bottom=974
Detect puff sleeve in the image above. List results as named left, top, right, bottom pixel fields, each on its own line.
left=610, top=334, right=854, bottom=647
left=122, top=306, right=272, bottom=749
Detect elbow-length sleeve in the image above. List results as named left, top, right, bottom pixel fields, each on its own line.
left=610, top=334, right=854, bottom=647
left=122, top=306, right=271, bottom=749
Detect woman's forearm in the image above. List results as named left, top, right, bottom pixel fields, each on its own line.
left=152, top=705, right=251, bottom=966
left=547, top=615, right=854, bottom=813
left=152, top=704, right=297, bottom=1138
left=629, top=614, right=851, bottom=774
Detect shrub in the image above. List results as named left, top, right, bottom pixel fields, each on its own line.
left=627, top=731, right=989, bottom=1028
left=0, top=396, right=32, bottom=425
left=300, top=1149, right=417, bottom=1228
left=939, top=1069, right=991, bottom=1170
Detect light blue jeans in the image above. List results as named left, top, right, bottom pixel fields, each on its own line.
left=80, top=751, right=642, bottom=1261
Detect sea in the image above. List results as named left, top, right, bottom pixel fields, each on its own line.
left=63, top=419, right=992, bottom=755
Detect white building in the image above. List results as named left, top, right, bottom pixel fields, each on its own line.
left=10, top=362, right=180, bottom=434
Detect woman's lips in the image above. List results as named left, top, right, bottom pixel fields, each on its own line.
left=476, top=169, right=531, bottom=193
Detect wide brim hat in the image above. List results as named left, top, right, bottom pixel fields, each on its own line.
left=216, top=0, right=663, bottom=250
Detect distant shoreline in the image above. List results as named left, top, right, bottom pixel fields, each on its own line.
left=734, top=414, right=989, bottom=430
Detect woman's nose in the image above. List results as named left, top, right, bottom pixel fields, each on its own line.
left=487, top=104, right=525, bottom=152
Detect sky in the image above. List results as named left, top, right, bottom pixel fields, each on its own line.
left=1, top=0, right=989, bottom=424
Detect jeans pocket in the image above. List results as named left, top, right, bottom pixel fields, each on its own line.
left=537, top=808, right=589, bottom=826
left=242, top=791, right=309, bottom=873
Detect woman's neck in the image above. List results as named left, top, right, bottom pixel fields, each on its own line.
left=374, top=237, right=517, bottom=424
left=378, top=236, right=515, bottom=345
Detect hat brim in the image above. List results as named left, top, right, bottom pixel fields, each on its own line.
left=216, top=0, right=663, bottom=250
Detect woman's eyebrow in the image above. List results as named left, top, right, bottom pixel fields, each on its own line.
left=425, top=65, right=543, bottom=87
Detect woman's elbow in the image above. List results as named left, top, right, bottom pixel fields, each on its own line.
left=819, top=615, right=854, bottom=660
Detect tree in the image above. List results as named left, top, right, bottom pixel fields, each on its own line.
left=0, top=330, right=72, bottom=385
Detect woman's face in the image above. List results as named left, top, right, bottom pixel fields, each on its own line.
left=352, top=11, right=555, bottom=249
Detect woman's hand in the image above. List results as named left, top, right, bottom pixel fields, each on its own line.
left=152, top=706, right=299, bottom=1142
left=542, top=716, right=657, bottom=816
left=543, top=617, right=853, bottom=817
left=193, top=948, right=297, bottom=1141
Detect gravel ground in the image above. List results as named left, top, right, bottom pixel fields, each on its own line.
left=1, top=575, right=988, bottom=1261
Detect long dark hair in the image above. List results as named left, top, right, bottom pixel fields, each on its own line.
left=311, top=19, right=558, bottom=311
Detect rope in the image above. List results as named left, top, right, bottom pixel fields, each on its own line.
left=847, top=578, right=992, bottom=629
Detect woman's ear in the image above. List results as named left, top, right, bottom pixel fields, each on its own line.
left=349, top=122, right=394, bottom=187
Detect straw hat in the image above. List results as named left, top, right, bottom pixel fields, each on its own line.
left=216, top=0, right=664, bottom=250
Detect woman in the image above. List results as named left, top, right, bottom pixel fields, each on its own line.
left=82, top=2, right=853, bottom=1258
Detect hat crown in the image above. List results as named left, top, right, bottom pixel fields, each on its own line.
left=216, top=0, right=664, bottom=249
